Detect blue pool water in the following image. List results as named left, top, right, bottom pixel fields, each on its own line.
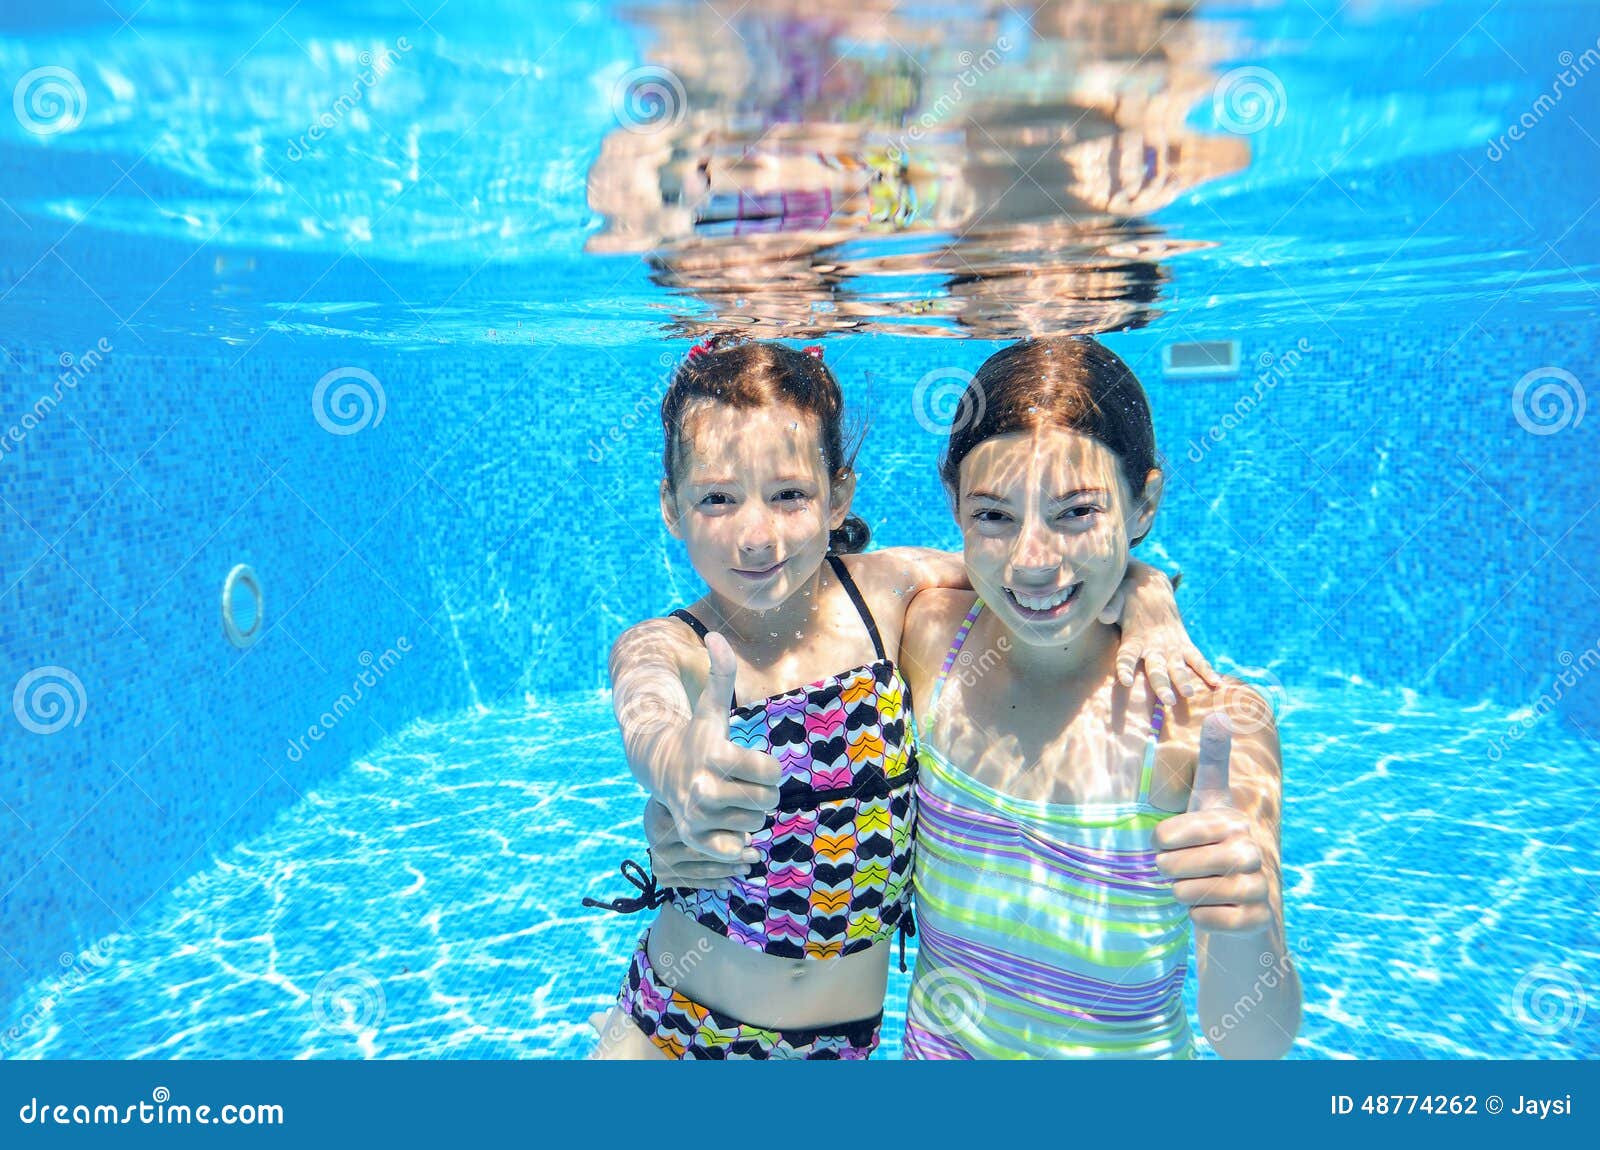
left=2, top=0, right=1598, bottom=1059
left=1, top=685, right=1597, bottom=1059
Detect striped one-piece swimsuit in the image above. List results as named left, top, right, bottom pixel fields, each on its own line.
left=903, top=600, right=1195, bottom=1059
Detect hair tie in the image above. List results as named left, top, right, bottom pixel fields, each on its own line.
left=686, top=337, right=716, bottom=361
left=803, top=344, right=824, bottom=359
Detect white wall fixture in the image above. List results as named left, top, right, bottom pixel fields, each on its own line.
left=221, top=564, right=264, bottom=649
left=1162, top=340, right=1241, bottom=377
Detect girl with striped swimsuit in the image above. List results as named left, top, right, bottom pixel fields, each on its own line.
left=897, top=337, right=1302, bottom=1058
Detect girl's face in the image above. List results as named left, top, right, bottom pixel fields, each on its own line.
left=663, top=400, right=852, bottom=614
left=957, top=425, right=1159, bottom=649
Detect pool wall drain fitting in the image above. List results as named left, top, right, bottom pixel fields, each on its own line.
left=221, top=563, right=264, bottom=649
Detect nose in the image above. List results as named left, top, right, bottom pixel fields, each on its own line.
left=1007, top=513, right=1059, bottom=586
left=737, top=502, right=778, bottom=557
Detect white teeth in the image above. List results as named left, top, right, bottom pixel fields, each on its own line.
left=1009, top=584, right=1077, bottom=611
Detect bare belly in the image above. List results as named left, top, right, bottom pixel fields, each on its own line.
left=647, top=906, right=890, bottom=1029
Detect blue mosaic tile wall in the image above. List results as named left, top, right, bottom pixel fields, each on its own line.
left=3, top=317, right=1594, bottom=1010
left=0, top=344, right=471, bottom=1006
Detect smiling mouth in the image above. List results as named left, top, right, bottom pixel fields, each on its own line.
left=1004, top=582, right=1081, bottom=619
left=732, top=558, right=787, bottom=580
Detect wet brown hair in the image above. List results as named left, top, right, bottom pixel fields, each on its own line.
left=939, top=336, right=1160, bottom=546
left=661, top=336, right=869, bottom=554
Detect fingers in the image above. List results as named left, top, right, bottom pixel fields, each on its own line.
left=1168, top=659, right=1199, bottom=701
left=1099, top=585, right=1127, bottom=626
left=1185, top=902, right=1272, bottom=934
left=692, top=770, right=779, bottom=816
left=1169, top=866, right=1272, bottom=934
left=688, top=828, right=758, bottom=863
left=1115, top=638, right=1144, bottom=688
left=1153, top=834, right=1261, bottom=880
left=1188, top=648, right=1223, bottom=690
left=1143, top=652, right=1176, bottom=706
left=1152, top=807, right=1241, bottom=852
left=644, top=798, right=675, bottom=843
left=720, top=745, right=782, bottom=789
left=692, top=631, right=738, bottom=731
left=685, top=800, right=769, bottom=835
left=1188, top=711, right=1234, bottom=811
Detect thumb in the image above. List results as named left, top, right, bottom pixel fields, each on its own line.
left=692, top=631, right=737, bottom=733
left=1188, top=711, right=1235, bottom=812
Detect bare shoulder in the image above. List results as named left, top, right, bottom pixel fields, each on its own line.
left=1173, top=676, right=1278, bottom=736
left=906, top=586, right=979, bottom=631
left=900, top=587, right=979, bottom=702
left=1158, top=675, right=1284, bottom=777
left=607, top=614, right=700, bottom=686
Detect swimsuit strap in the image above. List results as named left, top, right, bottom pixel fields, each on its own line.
left=826, top=553, right=887, bottom=661
left=1135, top=702, right=1166, bottom=806
left=669, top=607, right=708, bottom=641
left=925, top=599, right=985, bottom=727
left=669, top=557, right=885, bottom=662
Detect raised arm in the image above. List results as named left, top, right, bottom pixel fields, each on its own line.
left=1153, top=699, right=1301, bottom=1059
left=868, top=546, right=971, bottom=595
left=608, top=620, right=781, bottom=862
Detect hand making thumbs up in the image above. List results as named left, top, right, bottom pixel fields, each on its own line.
left=1151, top=711, right=1272, bottom=935
left=655, top=631, right=783, bottom=862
